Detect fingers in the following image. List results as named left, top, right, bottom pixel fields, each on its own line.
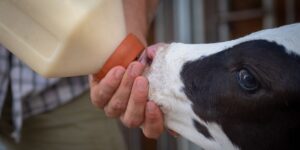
left=90, top=66, right=125, bottom=108
left=138, top=50, right=148, bottom=65
left=89, top=58, right=165, bottom=139
left=104, top=62, right=145, bottom=117
left=142, top=101, right=164, bottom=139
left=121, top=76, right=148, bottom=128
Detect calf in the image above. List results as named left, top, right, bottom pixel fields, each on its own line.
left=145, top=23, right=300, bottom=150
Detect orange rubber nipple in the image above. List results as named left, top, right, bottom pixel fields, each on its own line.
left=94, top=34, right=145, bottom=82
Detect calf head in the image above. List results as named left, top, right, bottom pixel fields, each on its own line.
left=146, top=24, right=300, bottom=150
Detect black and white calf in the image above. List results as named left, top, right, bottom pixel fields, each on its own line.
left=145, top=23, right=300, bottom=150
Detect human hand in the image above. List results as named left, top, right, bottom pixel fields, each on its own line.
left=89, top=44, right=166, bottom=139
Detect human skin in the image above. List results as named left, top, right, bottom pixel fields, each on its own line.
left=89, top=0, right=164, bottom=139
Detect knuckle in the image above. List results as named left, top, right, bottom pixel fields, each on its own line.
left=121, top=77, right=133, bottom=88
left=146, top=111, right=159, bottom=121
left=104, top=108, right=118, bottom=118
left=91, top=99, right=105, bottom=109
left=89, top=84, right=115, bottom=109
left=101, top=79, right=117, bottom=90
left=132, top=95, right=147, bottom=106
left=131, top=78, right=148, bottom=102
left=97, top=90, right=110, bottom=102
left=90, top=93, right=105, bottom=109
left=110, top=100, right=126, bottom=112
left=100, top=81, right=117, bottom=96
left=123, top=118, right=142, bottom=128
left=147, top=115, right=158, bottom=122
left=105, top=111, right=117, bottom=118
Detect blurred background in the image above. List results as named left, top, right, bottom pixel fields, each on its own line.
left=123, top=0, right=300, bottom=150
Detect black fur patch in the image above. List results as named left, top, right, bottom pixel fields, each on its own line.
left=180, top=40, right=300, bottom=150
left=193, top=119, right=213, bottom=139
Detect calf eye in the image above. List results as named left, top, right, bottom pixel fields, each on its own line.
left=237, top=69, right=259, bottom=91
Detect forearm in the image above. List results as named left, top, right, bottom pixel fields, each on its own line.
left=90, top=0, right=164, bottom=140
left=123, top=0, right=159, bottom=45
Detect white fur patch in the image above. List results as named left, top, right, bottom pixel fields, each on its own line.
left=145, top=23, right=300, bottom=150
left=145, top=44, right=239, bottom=150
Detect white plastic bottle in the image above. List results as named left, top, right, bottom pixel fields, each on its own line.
left=0, top=0, right=144, bottom=78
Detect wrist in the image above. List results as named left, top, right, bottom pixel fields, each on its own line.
left=123, top=0, right=150, bottom=46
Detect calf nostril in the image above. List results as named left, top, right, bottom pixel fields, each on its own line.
left=147, top=58, right=153, bottom=65
left=138, top=51, right=153, bottom=66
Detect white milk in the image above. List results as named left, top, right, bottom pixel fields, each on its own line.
left=0, top=0, right=128, bottom=77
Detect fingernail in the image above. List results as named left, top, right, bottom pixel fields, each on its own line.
left=147, top=102, right=155, bottom=113
left=129, top=63, right=141, bottom=77
left=138, top=51, right=146, bottom=62
left=114, top=68, right=124, bottom=79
